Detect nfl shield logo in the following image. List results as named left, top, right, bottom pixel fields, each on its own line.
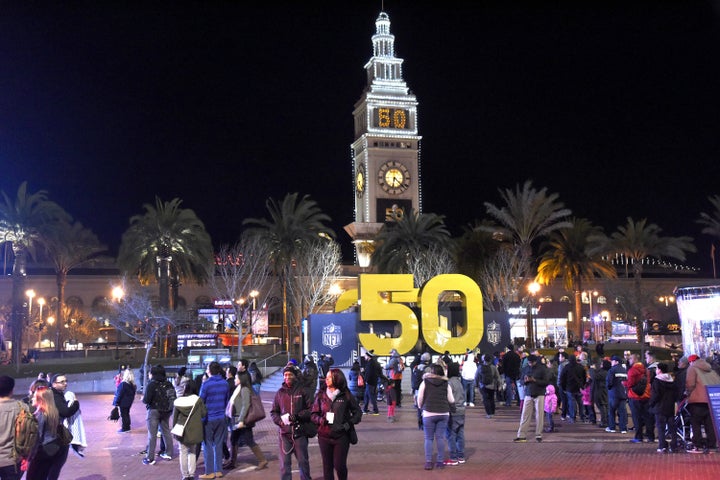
left=487, top=321, right=501, bottom=346
left=322, top=323, right=342, bottom=350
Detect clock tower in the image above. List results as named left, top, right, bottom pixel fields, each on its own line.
left=345, top=12, right=421, bottom=266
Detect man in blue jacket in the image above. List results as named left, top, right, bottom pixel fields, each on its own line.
left=199, top=361, right=229, bottom=479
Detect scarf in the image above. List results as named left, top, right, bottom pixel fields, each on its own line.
left=226, top=384, right=241, bottom=418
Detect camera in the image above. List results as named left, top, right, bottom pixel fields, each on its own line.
left=292, top=422, right=304, bottom=439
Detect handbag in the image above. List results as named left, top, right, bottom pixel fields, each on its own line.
left=349, top=423, right=358, bottom=445
left=244, top=392, right=266, bottom=426
left=108, top=406, right=120, bottom=422
left=172, top=398, right=198, bottom=438
left=57, top=424, right=73, bottom=446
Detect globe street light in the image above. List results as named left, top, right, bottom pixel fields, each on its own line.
left=111, top=286, right=125, bottom=358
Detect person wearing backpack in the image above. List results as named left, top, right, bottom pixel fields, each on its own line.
left=141, top=365, right=176, bottom=465
left=624, top=355, right=654, bottom=444
left=0, top=375, right=25, bottom=480
left=476, top=354, right=500, bottom=419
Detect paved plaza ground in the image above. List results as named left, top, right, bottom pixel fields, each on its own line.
left=45, top=389, right=720, bottom=480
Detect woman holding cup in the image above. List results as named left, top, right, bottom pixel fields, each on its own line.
left=311, top=368, right=362, bottom=480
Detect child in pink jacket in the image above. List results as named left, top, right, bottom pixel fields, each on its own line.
left=544, top=384, right=558, bottom=432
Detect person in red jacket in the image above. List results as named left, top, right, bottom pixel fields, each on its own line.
left=623, top=356, right=654, bottom=444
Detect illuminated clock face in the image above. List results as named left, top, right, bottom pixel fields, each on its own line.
left=378, top=161, right=410, bottom=194
left=373, top=107, right=409, bottom=129
left=355, top=165, right=365, bottom=197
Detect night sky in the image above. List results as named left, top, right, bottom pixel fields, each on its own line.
left=2, top=1, right=720, bottom=273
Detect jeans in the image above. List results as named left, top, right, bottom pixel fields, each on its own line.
left=544, top=411, right=554, bottom=431
left=656, top=414, right=677, bottom=451
left=363, top=383, right=378, bottom=413
left=146, top=409, right=174, bottom=460
left=203, top=417, right=227, bottom=474
left=689, top=402, right=717, bottom=449
left=504, top=376, right=517, bottom=406
left=596, top=401, right=608, bottom=427
left=318, top=433, right=351, bottom=480
left=480, top=386, right=496, bottom=415
left=446, top=414, right=465, bottom=460
left=608, top=396, right=627, bottom=431
left=120, top=406, right=131, bottom=431
left=179, top=442, right=198, bottom=477
left=557, top=385, right=567, bottom=417
left=517, top=395, right=545, bottom=439
left=423, top=414, right=449, bottom=463
left=279, top=433, right=310, bottom=480
left=629, top=399, right=654, bottom=441
left=0, top=462, right=22, bottom=480
left=461, top=378, right=475, bottom=404
left=565, top=391, right=580, bottom=421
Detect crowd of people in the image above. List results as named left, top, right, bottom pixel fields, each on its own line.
left=0, top=343, right=716, bottom=480
left=0, top=372, right=82, bottom=480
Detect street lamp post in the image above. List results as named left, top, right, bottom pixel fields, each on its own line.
left=527, top=282, right=541, bottom=349
left=25, top=289, right=35, bottom=318
left=236, top=290, right=258, bottom=361
left=46, top=316, right=55, bottom=349
left=112, top=287, right=125, bottom=359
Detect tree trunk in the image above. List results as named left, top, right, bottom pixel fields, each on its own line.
left=56, top=271, right=67, bottom=351
left=11, top=247, right=27, bottom=370
left=573, top=289, right=583, bottom=344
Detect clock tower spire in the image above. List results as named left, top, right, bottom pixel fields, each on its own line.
left=345, top=11, right=422, bottom=267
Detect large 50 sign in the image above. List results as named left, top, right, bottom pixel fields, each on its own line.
left=335, top=274, right=484, bottom=356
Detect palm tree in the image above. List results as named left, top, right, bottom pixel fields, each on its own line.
left=0, top=182, right=70, bottom=368
left=697, top=194, right=720, bottom=278
left=243, top=193, right=334, bottom=359
left=117, top=197, right=213, bottom=355
left=482, top=180, right=573, bottom=281
left=535, top=218, right=617, bottom=342
left=372, top=209, right=453, bottom=287
left=608, top=217, right=696, bottom=344
left=42, top=221, right=107, bottom=349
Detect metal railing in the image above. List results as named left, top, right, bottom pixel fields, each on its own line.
left=255, top=350, right=289, bottom=378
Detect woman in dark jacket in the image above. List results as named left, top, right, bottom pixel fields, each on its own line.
left=649, top=362, right=679, bottom=453
left=113, top=369, right=137, bottom=432
left=311, top=368, right=362, bottom=480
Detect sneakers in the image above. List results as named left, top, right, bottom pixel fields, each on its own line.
left=513, top=437, right=527, bottom=443
left=456, top=457, right=466, bottom=464
left=657, top=448, right=667, bottom=453
left=142, top=458, right=155, bottom=465
left=159, top=453, right=172, bottom=460
left=139, top=450, right=148, bottom=455
left=620, top=430, right=628, bottom=434
left=435, top=462, right=445, bottom=469
left=629, top=439, right=642, bottom=444
left=467, top=402, right=475, bottom=407
left=117, top=428, right=130, bottom=433
left=535, top=436, right=542, bottom=443
left=424, top=462, right=433, bottom=470
left=605, top=427, right=616, bottom=433
left=443, top=459, right=459, bottom=466
left=688, top=447, right=703, bottom=454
